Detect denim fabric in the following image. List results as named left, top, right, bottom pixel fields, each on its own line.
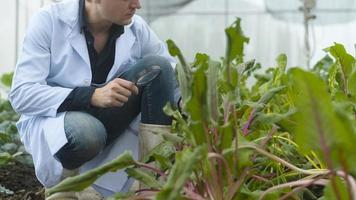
left=55, top=55, right=177, bottom=169
left=120, top=55, right=176, bottom=125
left=54, top=111, right=107, bottom=169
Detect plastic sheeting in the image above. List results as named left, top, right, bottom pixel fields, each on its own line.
left=0, top=0, right=52, bottom=74
left=1, top=0, right=356, bottom=73
left=149, top=0, right=356, bottom=69
left=136, top=0, right=194, bottom=23
left=266, top=0, right=356, bottom=24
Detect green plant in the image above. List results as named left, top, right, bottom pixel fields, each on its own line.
left=0, top=72, right=32, bottom=167
left=48, top=18, right=356, bottom=200
left=0, top=72, right=34, bottom=196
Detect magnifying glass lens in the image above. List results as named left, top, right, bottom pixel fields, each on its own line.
left=135, top=65, right=161, bottom=86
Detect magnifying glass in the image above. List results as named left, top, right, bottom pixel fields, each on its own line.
left=90, top=65, right=161, bottom=88
left=134, top=65, right=161, bottom=86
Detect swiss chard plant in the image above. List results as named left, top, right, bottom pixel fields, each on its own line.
left=47, top=18, right=356, bottom=200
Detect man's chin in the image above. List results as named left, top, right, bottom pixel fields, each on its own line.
left=116, top=18, right=133, bottom=26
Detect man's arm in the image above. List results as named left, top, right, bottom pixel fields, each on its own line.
left=9, top=10, right=73, bottom=117
left=57, top=87, right=96, bottom=113
left=57, top=81, right=138, bottom=112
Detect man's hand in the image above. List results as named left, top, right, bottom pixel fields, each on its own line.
left=91, top=78, right=139, bottom=108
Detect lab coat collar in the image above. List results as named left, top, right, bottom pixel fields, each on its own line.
left=56, top=0, right=136, bottom=80
left=57, top=0, right=80, bottom=29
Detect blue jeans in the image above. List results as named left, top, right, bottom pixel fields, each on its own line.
left=55, top=55, right=178, bottom=169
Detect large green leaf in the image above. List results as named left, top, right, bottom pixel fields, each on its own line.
left=258, top=86, right=286, bottom=105
left=241, top=86, right=286, bottom=135
left=166, top=39, right=189, bottom=73
left=142, top=141, right=175, bottom=164
left=46, top=151, right=136, bottom=196
left=218, top=122, right=234, bottom=150
left=152, top=153, right=172, bottom=170
left=272, top=54, right=287, bottom=87
left=225, top=18, right=249, bottom=64
left=323, top=177, right=349, bottom=200
left=156, top=146, right=206, bottom=200
left=163, top=104, right=196, bottom=145
left=313, top=55, right=334, bottom=81
left=325, top=43, right=355, bottom=95
left=181, top=54, right=212, bottom=145
left=125, top=168, right=162, bottom=189
left=289, top=68, right=356, bottom=173
left=206, top=60, right=220, bottom=124
left=348, top=69, right=356, bottom=100
left=328, top=62, right=339, bottom=97
left=185, top=53, right=209, bottom=122
left=253, top=109, right=297, bottom=126
left=166, top=40, right=191, bottom=103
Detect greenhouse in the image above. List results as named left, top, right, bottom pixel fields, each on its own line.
left=0, top=0, right=355, bottom=199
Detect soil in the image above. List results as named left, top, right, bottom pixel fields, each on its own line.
left=0, top=163, right=44, bottom=200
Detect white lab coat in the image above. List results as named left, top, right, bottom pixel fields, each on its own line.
left=9, top=0, right=175, bottom=195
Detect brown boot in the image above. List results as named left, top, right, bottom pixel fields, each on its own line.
left=137, top=123, right=171, bottom=190
left=138, top=123, right=171, bottom=161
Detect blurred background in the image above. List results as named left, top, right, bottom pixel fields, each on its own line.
left=1, top=0, right=356, bottom=74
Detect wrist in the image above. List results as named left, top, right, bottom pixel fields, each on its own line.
left=90, top=88, right=100, bottom=107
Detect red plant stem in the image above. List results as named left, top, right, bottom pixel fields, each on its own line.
left=242, top=108, right=256, bottom=136
left=212, top=126, right=223, bottom=197
left=252, top=126, right=278, bottom=162
left=227, top=126, right=277, bottom=200
left=260, top=126, right=278, bottom=147
left=336, top=171, right=356, bottom=198
left=202, top=124, right=222, bottom=200
left=259, top=179, right=329, bottom=200
left=213, top=128, right=219, bottom=148
left=203, top=123, right=213, bottom=153
left=309, top=94, right=342, bottom=200
left=128, top=191, right=157, bottom=200
left=194, top=170, right=203, bottom=195
left=208, top=153, right=233, bottom=185
left=217, top=159, right=223, bottom=199
left=279, top=173, right=330, bottom=200
left=339, top=150, right=353, bottom=200
left=208, top=164, right=222, bottom=200
left=226, top=60, right=232, bottom=85
left=183, top=186, right=206, bottom=200
left=203, top=123, right=222, bottom=199
left=227, top=168, right=249, bottom=200
left=251, top=175, right=272, bottom=184
left=135, top=162, right=167, bottom=180
left=205, top=182, right=215, bottom=200
left=223, top=100, right=231, bottom=123
left=134, top=188, right=160, bottom=194
left=202, top=124, right=222, bottom=199
left=231, top=105, right=239, bottom=178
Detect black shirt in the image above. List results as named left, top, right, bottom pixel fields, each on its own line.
left=57, top=0, right=124, bottom=112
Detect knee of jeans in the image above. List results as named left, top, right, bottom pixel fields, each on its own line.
left=143, top=56, right=175, bottom=86
left=64, top=112, right=107, bottom=157
left=142, top=55, right=174, bottom=75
